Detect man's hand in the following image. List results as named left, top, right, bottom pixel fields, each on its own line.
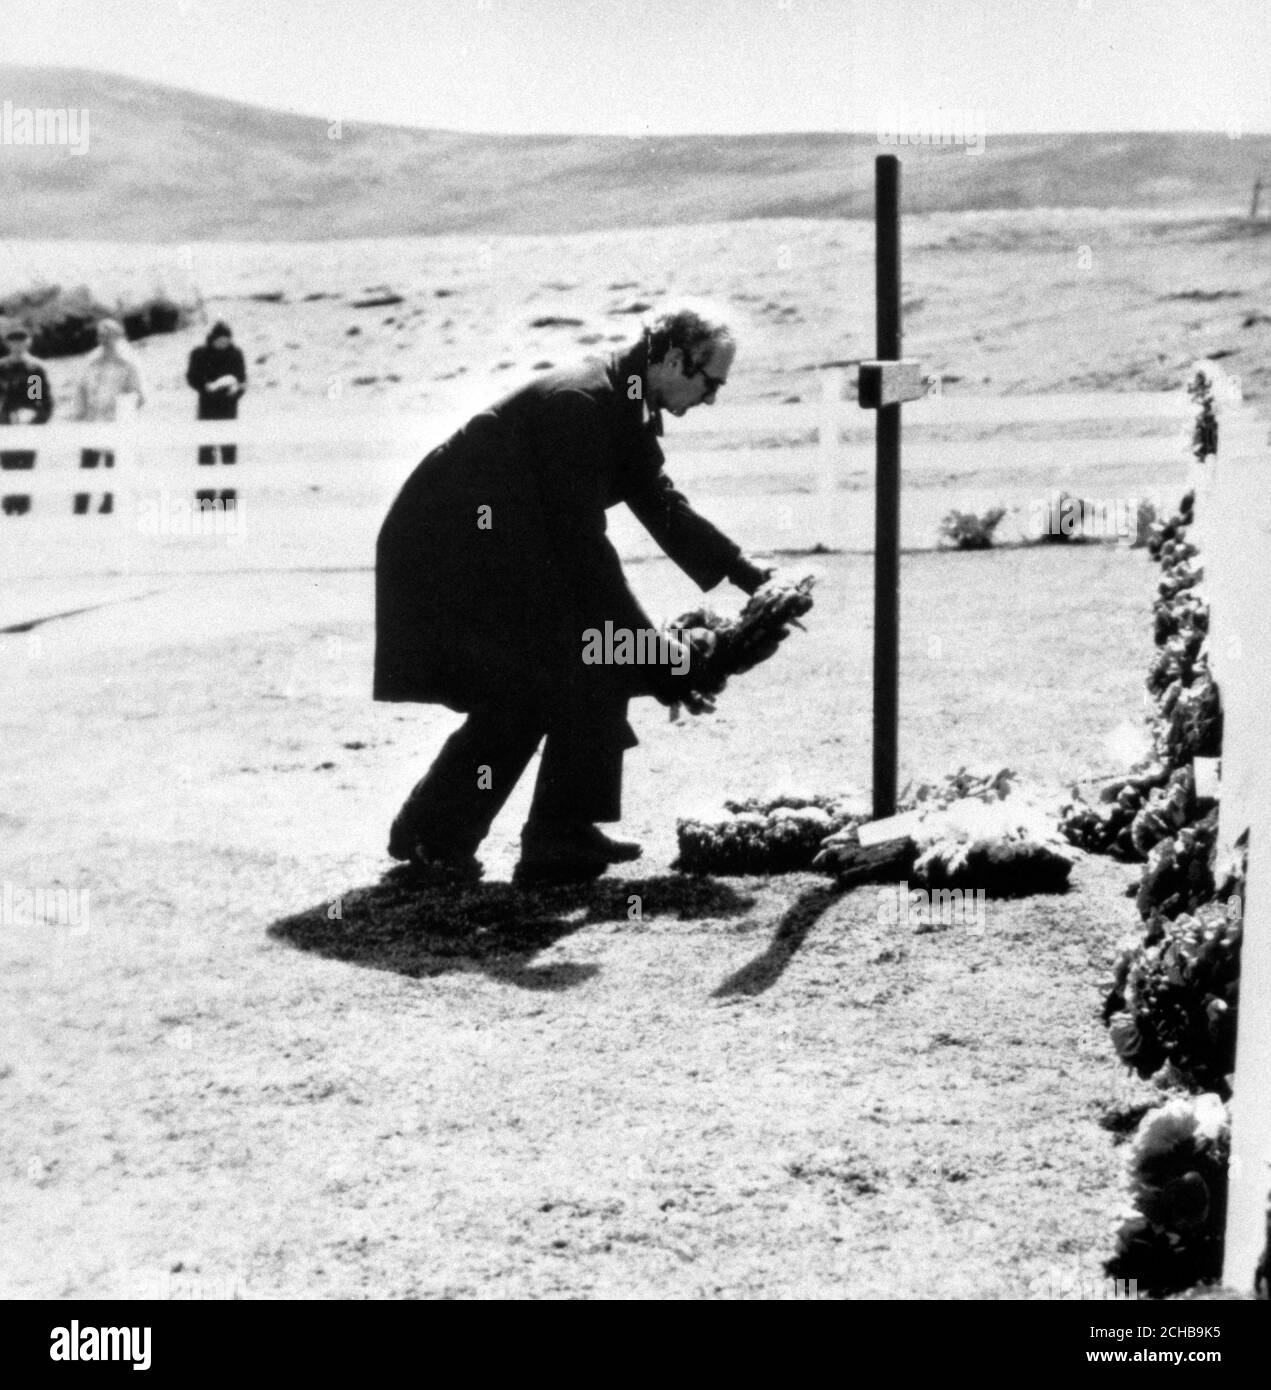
left=655, top=628, right=722, bottom=717
left=680, top=628, right=722, bottom=714
left=728, top=555, right=775, bottom=595
left=683, top=627, right=719, bottom=663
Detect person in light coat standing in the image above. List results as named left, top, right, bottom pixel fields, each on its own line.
left=72, top=318, right=146, bottom=514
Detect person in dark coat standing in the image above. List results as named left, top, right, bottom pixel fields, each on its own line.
left=187, top=321, right=247, bottom=419
left=0, top=324, right=54, bottom=424
left=375, top=304, right=772, bottom=884
left=187, top=320, right=247, bottom=466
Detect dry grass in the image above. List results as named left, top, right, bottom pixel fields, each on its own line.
left=0, top=545, right=1167, bottom=1298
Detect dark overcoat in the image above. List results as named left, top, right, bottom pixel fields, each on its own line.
left=186, top=340, right=247, bottom=420
left=373, top=338, right=747, bottom=712
left=0, top=354, right=53, bottom=423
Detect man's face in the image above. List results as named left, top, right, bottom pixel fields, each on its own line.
left=211, top=334, right=231, bottom=350
left=656, top=340, right=735, bottom=417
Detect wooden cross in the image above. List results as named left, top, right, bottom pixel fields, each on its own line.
left=857, top=154, right=927, bottom=821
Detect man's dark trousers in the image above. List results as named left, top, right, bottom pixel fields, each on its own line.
left=393, top=686, right=637, bottom=857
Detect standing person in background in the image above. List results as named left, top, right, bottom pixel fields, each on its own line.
left=0, top=323, right=52, bottom=515
left=73, top=318, right=146, bottom=514
left=0, top=324, right=54, bottom=424
left=186, top=320, right=247, bottom=468
left=75, top=318, right=145, bottom=421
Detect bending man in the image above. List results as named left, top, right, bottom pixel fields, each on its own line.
left=374, top=304, right=769, bottom=885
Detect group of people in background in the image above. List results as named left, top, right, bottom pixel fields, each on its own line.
left=0, top=318, right=144, bottom=426
left=0, top=316, right=247, bottom=513
left=0, top=317, right=246, bottom=426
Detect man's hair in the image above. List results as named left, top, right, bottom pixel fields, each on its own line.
left=645, top=304, right=734, bottom=373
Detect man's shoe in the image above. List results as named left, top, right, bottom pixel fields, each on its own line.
left=405, top=841, right=484, bottom=885
left=514, top=822, right=610, bottom=887
left=522, top=819, right=643, bottom=865
left=575, top=824, right=643, bottom=863
left=389, top=804, right=481, bottom=868
left=513, top=849, right=609, bottom=887
left=387, top=807, right=422, bottom=861
left=388, top=823, right=411, bottom=862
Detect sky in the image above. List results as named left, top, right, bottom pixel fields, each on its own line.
left=3, top=0, right=1269, bottom=136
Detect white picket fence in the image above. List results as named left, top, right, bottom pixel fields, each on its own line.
left=0, top=372, right=1198, bottom=581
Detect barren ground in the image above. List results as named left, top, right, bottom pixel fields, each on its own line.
left=2, top=546, right=1167, bottom=1299
left=5, top=209, right=1270, bottom=420
left=3, top=207, right=1251, bottom=1299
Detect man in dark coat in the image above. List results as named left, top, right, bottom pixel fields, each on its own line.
left=186, top=321, right=247, bottom=420
left=0, top=325, right=54, bottom=424
left=374, top=305, right=770, bottom=884
left=187, top=320, right=247, bottom=470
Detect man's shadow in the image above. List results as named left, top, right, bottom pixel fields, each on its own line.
left=711, top=881, right=847, bottom=999
left=268, top=868, right=758, bottom=992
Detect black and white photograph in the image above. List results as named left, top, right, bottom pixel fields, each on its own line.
left=1, top=0, right=1269, bottom=1340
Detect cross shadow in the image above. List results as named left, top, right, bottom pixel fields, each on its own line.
left=712, top=881, right=847, bottom=1000
left=268, top=869, right=758, bottom=993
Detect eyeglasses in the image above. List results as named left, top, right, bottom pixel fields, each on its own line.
left=692, top=363, right=727, bottom=395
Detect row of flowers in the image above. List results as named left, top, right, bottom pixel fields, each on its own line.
left=1075, top=372, right=1244, bottom=1297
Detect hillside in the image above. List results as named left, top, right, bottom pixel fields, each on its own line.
left=0, top=65, right=1268, bottom=240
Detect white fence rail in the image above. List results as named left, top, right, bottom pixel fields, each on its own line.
left=1, top=376, right=1200, bottom=581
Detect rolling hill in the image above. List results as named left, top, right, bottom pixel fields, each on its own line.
left=0, top=65, right=1267, bottom=240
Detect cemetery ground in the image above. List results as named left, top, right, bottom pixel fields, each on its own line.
left=1, top=542, right=1168, bottom=1298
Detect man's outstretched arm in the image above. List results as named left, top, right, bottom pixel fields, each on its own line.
left=626, top=471, right=770, bottom=593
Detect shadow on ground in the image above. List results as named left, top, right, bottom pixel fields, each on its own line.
left=712, top=881, right=846, bottom=999
left=269, top=868, right=758, bottom=991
